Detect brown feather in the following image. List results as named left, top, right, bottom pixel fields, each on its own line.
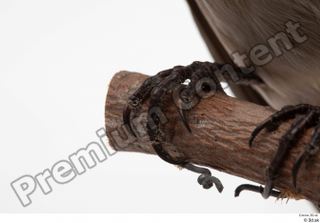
left=192, top=0, right=320, bottom=109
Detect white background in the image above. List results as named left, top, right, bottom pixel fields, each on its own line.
left=0, top=0, right=316, bottom=213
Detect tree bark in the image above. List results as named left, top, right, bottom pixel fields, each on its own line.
left=105, top=71, right=320, bottom=203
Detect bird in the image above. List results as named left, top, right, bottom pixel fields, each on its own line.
left=186, top=0, right=320, bottom=199
left=123, top=0, right=320, bottom=205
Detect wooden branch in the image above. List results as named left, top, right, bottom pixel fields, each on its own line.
left=105, top=71, right=320, bottom=203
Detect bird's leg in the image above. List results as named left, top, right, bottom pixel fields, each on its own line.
left=292, top=120, right=320, bottom=188
left=124, top=61, right=232, bottom=192
left=145, top=62, right=225, bottom=191
left=235, top=104, right=320, bottom=198
left=123, top=68, right=173, bottom=137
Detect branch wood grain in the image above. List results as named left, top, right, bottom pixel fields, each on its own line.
left=105, top=71, right=320, bottom=203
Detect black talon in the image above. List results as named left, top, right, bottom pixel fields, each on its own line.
left=181, top=163, right=224, bottom=193
left=179, top=108, right=191, bottom=133
left=261, top=171, right=276, bottom=199
left=202, top=176, right=224, bottom=192
left=123, top=104, right=137, bottom=137
left=291, top=151, right=308, bottom=188
left=249, top=118, right=272, bottom=146
left=234, top=184, right=281, bottom=198
left=151, top=143, right=188, bottom=165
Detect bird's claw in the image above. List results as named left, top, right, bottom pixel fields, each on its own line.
left=181, top=163, right=224, bottom=193
left=236, top=104, right=320, bottom=199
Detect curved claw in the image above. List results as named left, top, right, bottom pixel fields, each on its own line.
left=292, top=150, right=309, bottom=188
left=235, top=184, right=261, bottom=197
left=234, top=184, right=281, bottom=198
left=123, top=104, right=137, bottom=137
left=201, top=176, right=224, bottom=192
left=261, top=178, right=275, bottom=199
left=181, top=163, right=223, bottom=193
left=249, top=117, right=272, bottom=146
left=152, top=143, right=187, bottom=165
left=179, top=109, right=191, bottom=133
